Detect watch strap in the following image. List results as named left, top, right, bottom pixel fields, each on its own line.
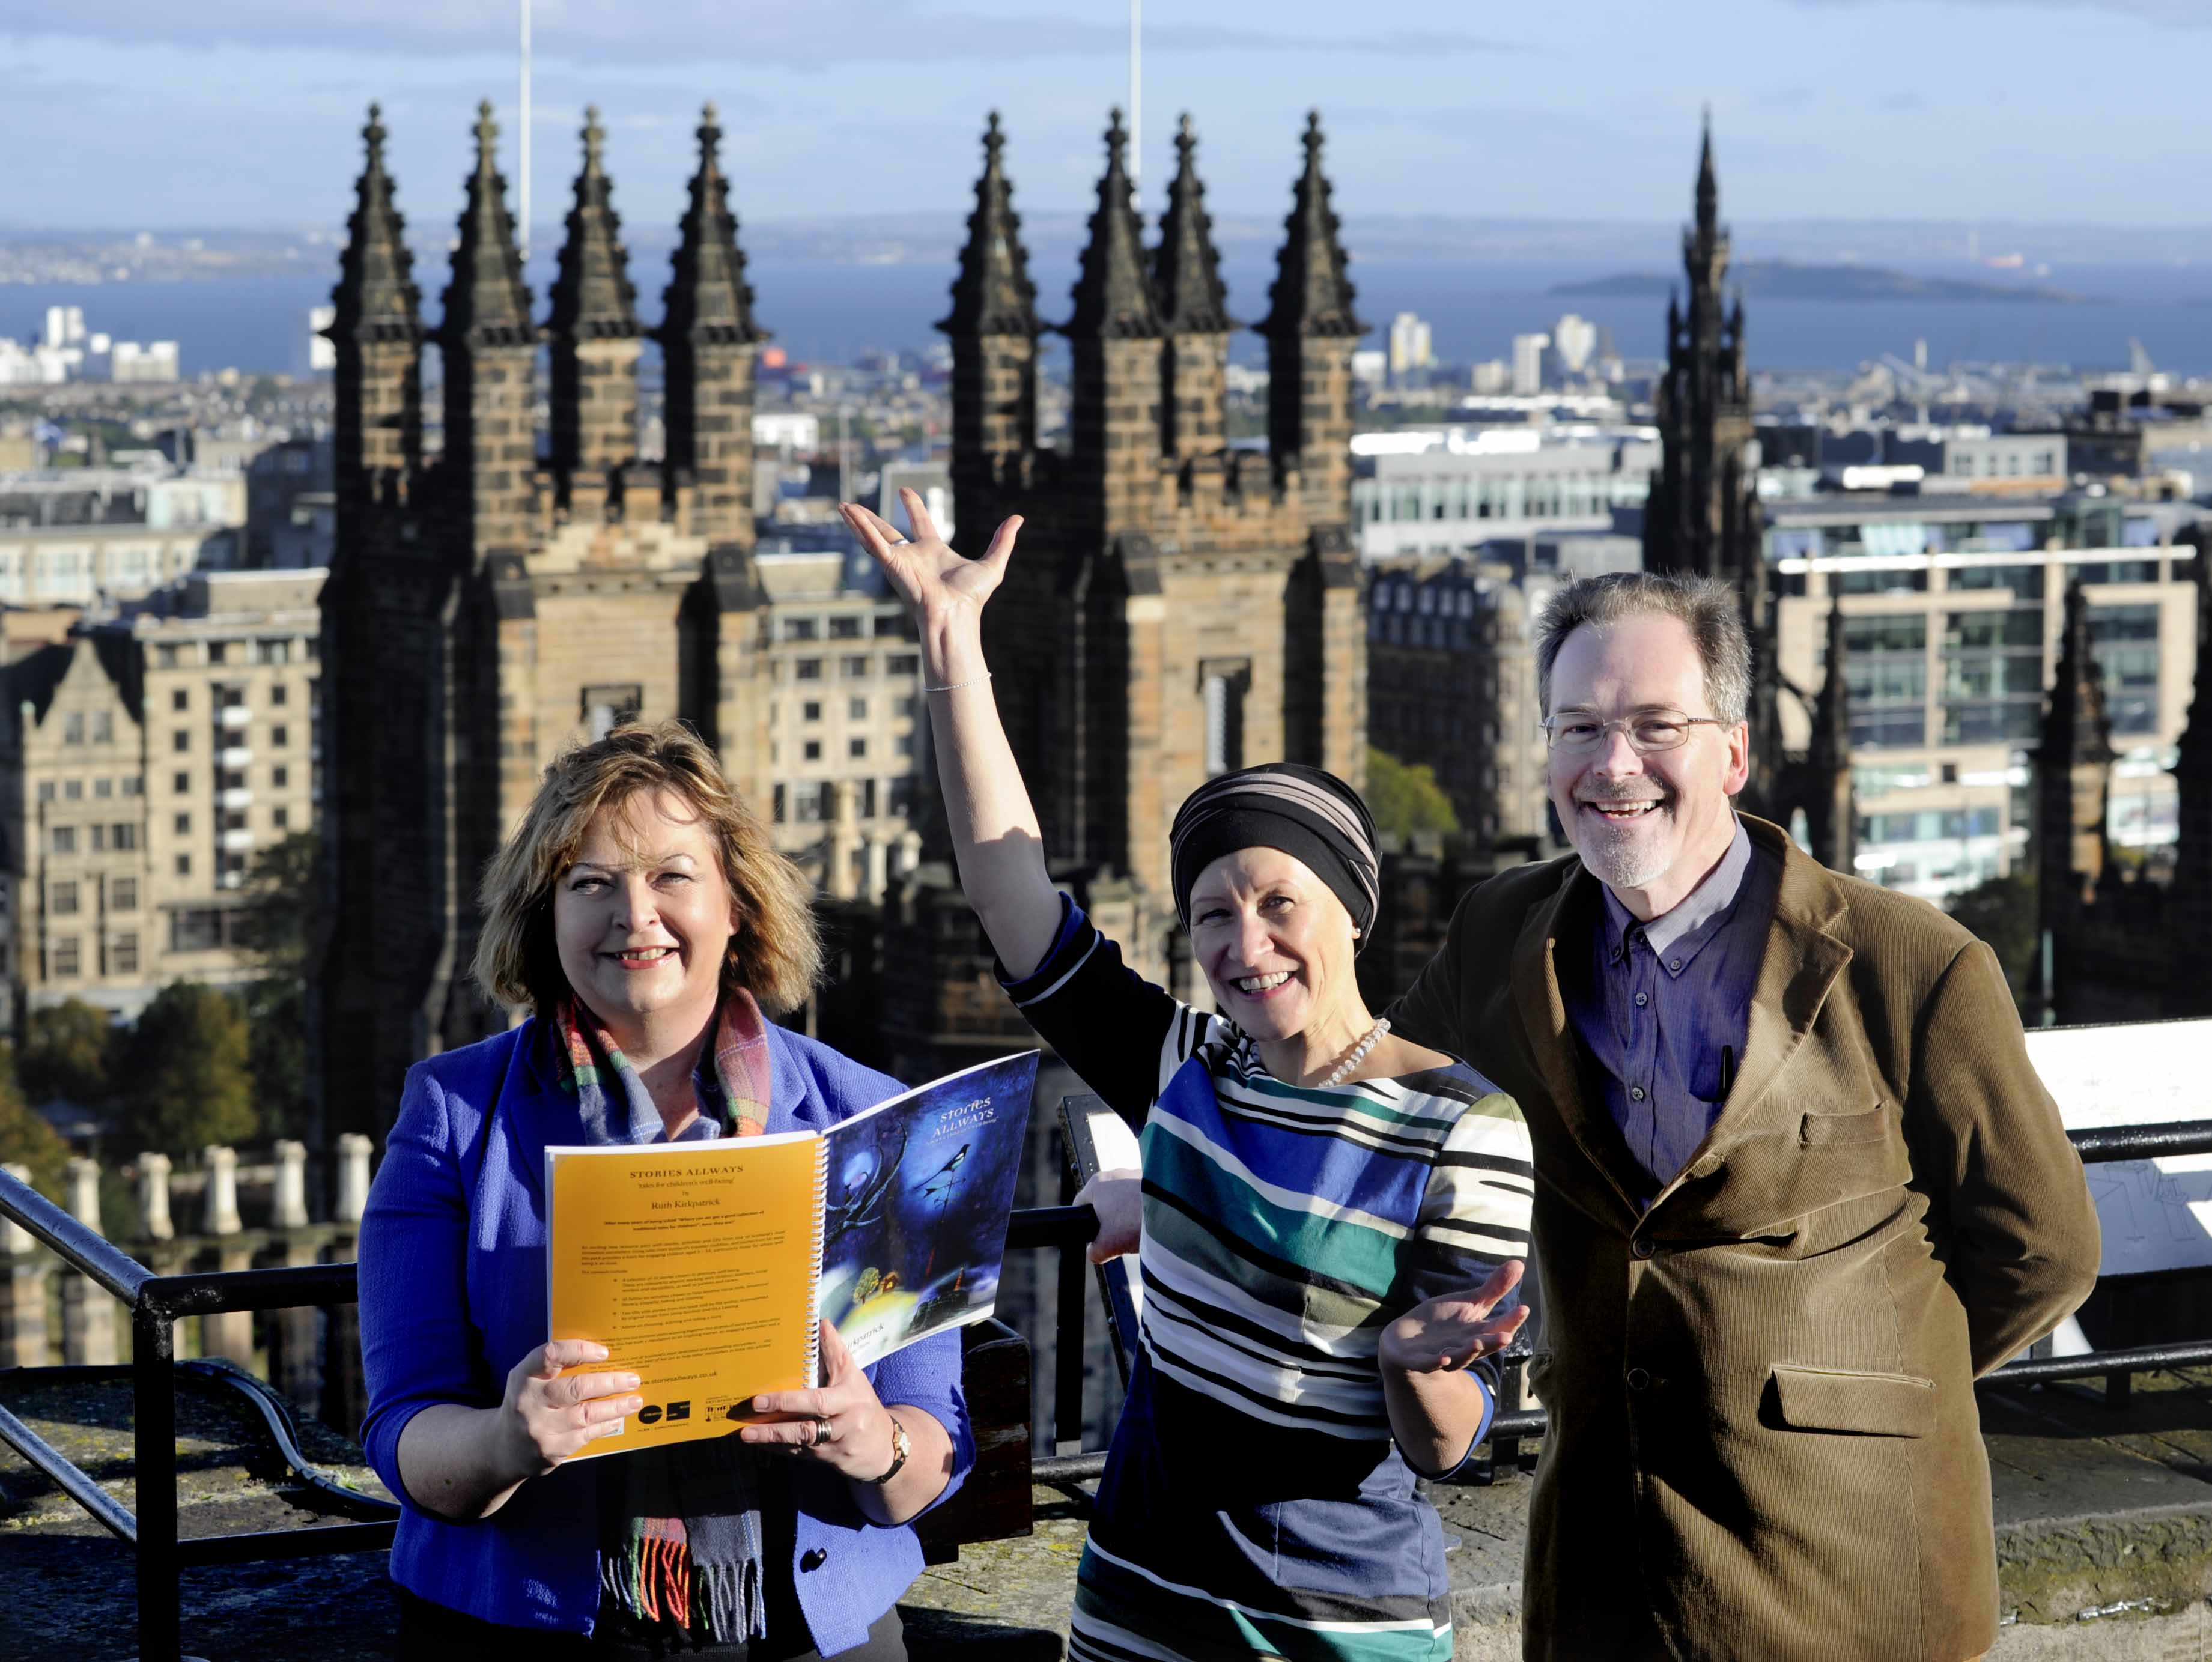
left=863, top=1413, right=911, bottom=1486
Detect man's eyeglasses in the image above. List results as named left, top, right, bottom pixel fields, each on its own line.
left=1540, top=709, right=1732, bottom=754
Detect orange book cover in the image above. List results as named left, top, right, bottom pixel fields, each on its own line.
left=545, top=1132, right=826, bottom=1460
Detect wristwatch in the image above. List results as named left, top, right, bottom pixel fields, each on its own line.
left=863, top=1413, right=911, bottom=1486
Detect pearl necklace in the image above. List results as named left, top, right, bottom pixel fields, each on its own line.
left=1319, top=1017, right=1391, bottom=1088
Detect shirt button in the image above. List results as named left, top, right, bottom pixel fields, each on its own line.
left=800, top=1548, right=827, bottom=1572
left=1634, top=992, right=1648, bottom=1007
left=1669, top=959, right=1683, bottom=972
left=1626, top=1368, right=1651, bottom=1391
left=1632, top=1237, right=1656, bottom=1260
left=1630, top=1086, right=1646, bottom=1102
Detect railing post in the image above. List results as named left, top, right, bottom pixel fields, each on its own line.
left=134, top=1303, right=182, bottom=1661
left=61, top=1157, right=117, bottom=1365
left=138, top=1153, right=175, bottom=1242
left=1054, top=1164, right=1087, bottom=1452
left=271, top=1141, right=309, bottom=1230
left=333, top=1134, right=372, bottom=1225
left=0, top=1162, right=50, bottom=1366
left=201, top=1146, right=242, bottom=1237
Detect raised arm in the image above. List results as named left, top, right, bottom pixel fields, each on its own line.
left=842, top=490, right=1061, bottom=978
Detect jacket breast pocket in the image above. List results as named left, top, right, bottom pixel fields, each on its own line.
left=1799, top=1107, right=1890, bottom=1147
left=1769, top=1363, right=1935, bottom=1437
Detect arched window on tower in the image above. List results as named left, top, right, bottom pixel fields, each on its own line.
left=1200, top=660, right=1251, bottom=778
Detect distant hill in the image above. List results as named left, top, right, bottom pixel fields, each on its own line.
left=1551, top=260, right=2088, bottom=304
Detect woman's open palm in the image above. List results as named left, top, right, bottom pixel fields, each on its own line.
left=842, top=488, right=1021, bottom=624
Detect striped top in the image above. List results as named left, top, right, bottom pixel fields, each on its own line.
left=1003, top=896, right=1536, bottom=1445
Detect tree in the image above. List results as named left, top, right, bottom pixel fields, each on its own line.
left=240, top=832, right=318, bottom=1141
left=1948, top=872, right=2038, bottom=1018
left=0, top=1043, right=68, bottom=1199
left=1366, top=747, right=1460, bottom=842
left=19, top=998, right=117, bottom=1106
left=114, top=983, right=257, bottom=1157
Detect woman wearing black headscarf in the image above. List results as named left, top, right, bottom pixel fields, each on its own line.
left=845, top=490, right=1534, bottom=1662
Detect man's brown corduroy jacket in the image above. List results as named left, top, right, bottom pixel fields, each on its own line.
left=1390, top=814, right=2101, bottom=1662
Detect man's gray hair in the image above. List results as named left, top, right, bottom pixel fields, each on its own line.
left=1534, top=571, right=1753, bottom=724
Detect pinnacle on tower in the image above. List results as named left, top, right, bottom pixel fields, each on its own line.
left=661, top=102, right=765, bottom=350
left=442, top=100, right=535, bottom=347
left=2039, top=579, right=2118, bottom=950
left=1154, top=114, right=1234, bottom=336
left=548, top=106, right=640, bottom=343
left=1696, top=105, right=1719, bottom=244
left=1066, top=109, right=1162, bottom=339
left=331, top=103, right=422, bottom=346
left=2049, top=580, right=2118, bottom=771
left=941, top=112, right=1041, bottom=339
left=1260, top=111, right=1363, bottom=342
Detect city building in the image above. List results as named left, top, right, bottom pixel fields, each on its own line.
left=0, top=462, right=245, bottom=602
left=318, top=103, right=783, bottom=1139
left=1350, top=424, right=1657, bottom=560
left=0, top=569, right=324, bottom=1017
left=1764, top=489, right=2201, bottom=903
left=758, top=546, right=925, bottom=900
left=1552, top=314, right=1597, bottom=377
left=1388, top=311, right=1433, bottom=381
left=1510, top=332, right=1549, bottom=396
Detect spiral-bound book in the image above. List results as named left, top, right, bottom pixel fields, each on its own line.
left=545, top=1050, right=1038, bottom=1460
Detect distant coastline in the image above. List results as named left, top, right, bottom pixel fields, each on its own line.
left=1551, top=260, right=2090, bottom=305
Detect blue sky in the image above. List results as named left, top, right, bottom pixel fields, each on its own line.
left=2, top=0, right=2205, bottom=234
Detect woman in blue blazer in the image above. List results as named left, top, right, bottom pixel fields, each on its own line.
left=359, top=721, right=973, bottom=1658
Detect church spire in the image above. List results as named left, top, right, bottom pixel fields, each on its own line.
left=548, top=106, right=640, bottom=342
left=1695, top=105, right=1719, bottom=249
left=330, top=102, right=424, bottom=507
left=1066, top=109, right=1161, bottom=339
left=941, top=111, right=1040, bottom=339
left=661, top=101, right=764, bottom=350
left=660, top=103, right=764, bottom=549
left=441, top=100, right=535, bottom=346
left=1154, top=114, right=1233, bottom=335
left=2041, top=580, right=2116, bottom=901
left=1260, top=111, right=1363, bottom=342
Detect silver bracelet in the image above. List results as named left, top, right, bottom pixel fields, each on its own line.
left=923, top=672, right=992, bottom=695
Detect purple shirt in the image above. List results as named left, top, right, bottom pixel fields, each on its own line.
left=1561, top=819, right=1781, bottom=1206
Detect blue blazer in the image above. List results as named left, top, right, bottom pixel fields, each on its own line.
left=357, top=1018, right=974, bottom=1651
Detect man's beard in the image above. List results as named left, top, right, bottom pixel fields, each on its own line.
left=1570, top=786, right=1677, bottom=891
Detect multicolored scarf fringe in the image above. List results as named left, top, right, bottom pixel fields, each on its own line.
left=554, top=992, right=774, bottom=1646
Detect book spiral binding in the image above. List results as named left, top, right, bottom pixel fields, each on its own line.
left=804, top=1139, right=830, bottom=1386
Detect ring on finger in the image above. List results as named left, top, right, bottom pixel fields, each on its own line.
left=813, top=1416, right=837, bottom=1446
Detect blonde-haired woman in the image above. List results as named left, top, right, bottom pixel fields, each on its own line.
left=359, top=720, right=969, bottom=1660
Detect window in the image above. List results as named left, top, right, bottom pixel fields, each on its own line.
left=803, top=701, right=822, bottom=723
left=50, top=827, right=75, bottom=855
left=111, top=877, right=137, bottom=912
left=782, top=617, right=820, bottom=642
left=256, top=638, right=287, bottom=665
left=35, top=782, right=52, bottom=803
left=896, top=697, right=917, bottom=718
left=842, top=655, right=871, bottom=680
left=790, top=782, right=825, bottom=823
left=895, top=735, right=915, bottom=759
left=175, top=813, right=192, bottom=834
left=271, top=724, right=289, bottom=748
left=271, top=765, right=288, bottom=790
left=156, top=644, right=178, bottom=669
left=175, top=853, right=192, bottom=876
left=50, top=881, right=78, bottom=916
left=63, top=712, right=84, bottom=744
left=173, top=730, right=190, bottom=753
left=772, top=784, right=787, bottom=823
left=860, top=779, right=878, bottom=818
left=272, top=807, right=289, bottom=830
left=171, top=909, right=222, bottom=952
left=94, top=778, right=111, bottom=799
left=848, top=738, right=868, bottom=760
left=111, top=824, right=137, bottom=851
left=88, top=826, right=107, bottom=852
left=121, top=776, right=141, bottom=797
left=52, top=938, right=79, bottom=978
left=92, top=713, right=112, bottom=744
left=220, top=771, right=245, bottom=792
left=222, top=812, right=247, bottom=834
left=803, top=740, right=822, bottom=762
left=887, top=654, right=919, bottom=676
left=64, top=780, right=81, bottom=801
left=207, top=641, right=229, bottom=665
left=2091, top=604, right=2162, bottom=736
left=874, top=613, right=913, bottom=640
left=270, top=683, right=288, bottom=706
left=849, top=697, right=867, bottom=720
left=579, top=685, right=642, bottom=742
left=1200, top=660, right=1252, bottom=778
left=830, top=616, right=863, bottom=640
left=171, top=689, right=190, bottom=712
left=794, top=658, right=823, bottom=681
left=172, top=771, right=189, bottom=793
left=111, top=933, right=138, bottom=975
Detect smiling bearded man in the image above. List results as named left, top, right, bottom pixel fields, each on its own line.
left=1388, top=570, right=2101, bottom=1662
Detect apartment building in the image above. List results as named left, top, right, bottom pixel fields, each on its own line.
left=0, top=570, right=323, bottom=1014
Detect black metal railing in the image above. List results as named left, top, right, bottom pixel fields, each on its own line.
left=6, top=1112, right=2212, bottom=1658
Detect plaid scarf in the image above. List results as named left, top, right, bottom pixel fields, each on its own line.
left=554, top=991, right=774, bottom=1646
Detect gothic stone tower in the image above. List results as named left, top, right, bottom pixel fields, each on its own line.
left=2036, top=581, right=2118, bottom=1021
left=947, top=109, right=1365, bottom=944
left=319, top=103, right=771, bottom=1141
left=1643, top=117, right=1783, bottom=815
